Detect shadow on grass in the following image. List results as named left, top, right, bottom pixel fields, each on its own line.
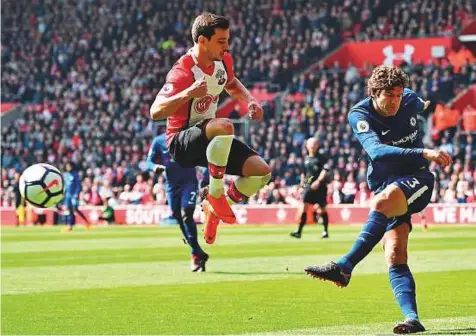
left=210, top=271, right=303, bottom=275
left=423, top=328, right=476, bottom=335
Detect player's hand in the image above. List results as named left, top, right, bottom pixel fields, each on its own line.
left=423, top=100, right=431, bottom=110
left=155, top=165, right=166, bottom=175
left=311, top=180, right=321, bottom=190
left=187, top=78, right=208, bottom=98
left=423, top=149, right=452, bottom=168
left=248, top=100, right=264, bottom=121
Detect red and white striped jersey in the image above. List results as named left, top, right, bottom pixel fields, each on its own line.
left=157, top=50, right=234, bottom=146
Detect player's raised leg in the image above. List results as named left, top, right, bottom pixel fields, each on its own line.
left=203, top=143, right=271, bottom=244
left=382, top=223, right=425, bottom=334
left=73, top=199, right=91, bottom=230
left=204, top=118, right=236, bottom=224
left=305, top=184, right=408, bottom=287
left=226, top=155, right=271, bottom=206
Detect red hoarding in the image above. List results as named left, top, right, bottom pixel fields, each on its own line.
left=1, top=204, right=475, bottom=226
left=323, top=38, right=453, bottom=68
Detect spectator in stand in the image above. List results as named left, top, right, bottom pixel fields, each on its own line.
left=341, top=174, right=358, bottom=204
left=354, top=181, right=372, bottom=205
left=351, top=0, right=473, bottom=41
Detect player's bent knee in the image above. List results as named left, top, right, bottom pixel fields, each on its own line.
left=205, top=118, right=234, bottom=139
left=370, top=196, right=391, bottom=215
left=370, top=186, right=407, bottom=218
left=172, top=208, right=182, bottom=220
left=183, top=207, right=195, bottom=224
left=242, top=155, right=272, bottom=177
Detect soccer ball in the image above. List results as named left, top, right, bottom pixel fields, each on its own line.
left=19, top=163, right=64, bottom=208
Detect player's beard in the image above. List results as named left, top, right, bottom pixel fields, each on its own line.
left=383, top=103, right=398, bottom=116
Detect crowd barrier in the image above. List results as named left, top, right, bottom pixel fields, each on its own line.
left=1, top=204, right=475, bottom=226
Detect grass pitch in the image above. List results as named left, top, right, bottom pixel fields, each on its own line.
left=2, top=224, right=476, bottom=335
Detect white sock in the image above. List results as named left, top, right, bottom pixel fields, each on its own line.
left=206, top=135, right=234, bottom=197
left=227, top=173, right=271, bottom=203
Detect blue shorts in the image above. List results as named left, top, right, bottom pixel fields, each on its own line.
left=63, top=194, right=80, bottom=209
left=378, top=171, right=435, bottom=232
left=166, top=180, right=199, bottom=212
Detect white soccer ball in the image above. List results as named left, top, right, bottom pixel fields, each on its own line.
left=19, top=163, right=64, bottom=208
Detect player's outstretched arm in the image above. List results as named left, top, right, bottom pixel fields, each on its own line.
left=145, top=161, right=165, bottom=175
left=225, top=78, right=263, bottom=121
left=422, top=149, right=452, bottom=167
left=348, top=112, right=452, bottom=168
left=150, top=78, right=208, bottom=120
left=349, top=112, right=424, bottom=162
left=145, top=137, right=166, bottom=174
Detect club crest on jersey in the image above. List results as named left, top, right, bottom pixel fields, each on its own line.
left=356, top=120, right=370, bottom=133
left=195, top=95, right=219, bottom=114
left=215, top=69, right=226, bottom=85
left=159, top=83, right=173, bottom=95
left=410, top=117, right=417, bottom=127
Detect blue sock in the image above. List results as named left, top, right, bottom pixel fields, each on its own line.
left=67, top=213, right=75, bottom=226
left=337, top=211, right=388, bottom=273
left=389, top=264, right=419, bottom=320
left=181, top=207, right=203, bottom=256
left=182, top=220, right=202, bottom=256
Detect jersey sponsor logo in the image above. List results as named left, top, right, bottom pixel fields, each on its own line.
left=392, top=130, right=418, bottom=146
left=195, top=94, right=219, bottom=114
left=356, top=120, right=370, bottom=133
left=382, top=129, right=390, bottom=135
left=159, top=83, right=173, bottom=95
left=410, top=117, right=417, bottom=127
left=215, top=69, right=226, bottom=85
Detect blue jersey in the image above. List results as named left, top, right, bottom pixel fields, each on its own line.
left=348, top=88, right=428, bottom=192
left=64, top=170, right=81, bottom=196
left=146, top=134, right=197, bottom=184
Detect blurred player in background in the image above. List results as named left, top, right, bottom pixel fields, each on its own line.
left=418, top=212, right=428, bottom=231
left=150, top=13, right=271, bottom=244
left=98, top=197, right=116, bottom=225
left=305, top=66, right=452, bottom=334
left=290, top=137, right=330, bottom=239
left=12, top=172, right=26, bottom=226
left=61, top=162, right=91, bottom=232
left=146, top=132, right=209, bottom=272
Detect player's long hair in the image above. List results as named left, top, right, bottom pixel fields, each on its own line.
left=367, top=65, right=409, bottom=97
left=192, top=13, right=230, bottom=43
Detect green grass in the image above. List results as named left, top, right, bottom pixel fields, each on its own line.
left=2, top=224, right=476, bottom=335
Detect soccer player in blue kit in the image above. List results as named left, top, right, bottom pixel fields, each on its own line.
left=305, top=66, right=452, bottom=334
left=62, top=162, right=91, bottom=231
left=146, top=133, right=209, bottom=272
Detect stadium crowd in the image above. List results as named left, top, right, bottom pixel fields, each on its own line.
left=351, top=0, right=474, bottom=41
left=2, top=0, right=392, bottom=103
left=1, top=0, right=475, bottom=208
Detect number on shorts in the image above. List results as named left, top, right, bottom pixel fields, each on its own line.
left=189, top=191, right=197, bottom=204
left=402, top=178, right=420, bottom=189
